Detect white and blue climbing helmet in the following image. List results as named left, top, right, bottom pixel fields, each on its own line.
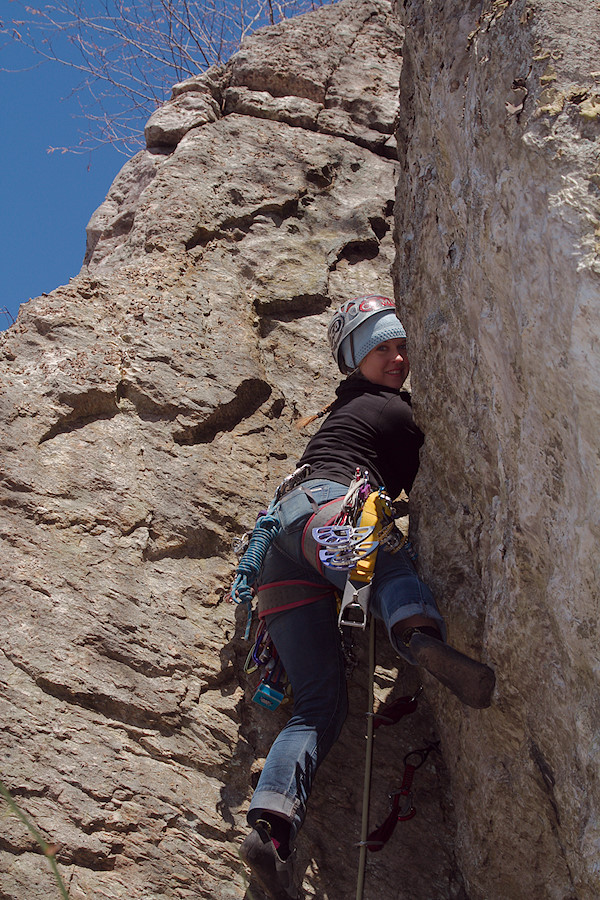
left=328, top=295, right=407, bottom=374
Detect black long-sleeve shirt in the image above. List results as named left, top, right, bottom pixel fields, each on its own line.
left=297, top=374, right=424, bottom=499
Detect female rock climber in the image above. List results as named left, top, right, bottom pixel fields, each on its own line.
left=239, top=295, right=495, bottom=900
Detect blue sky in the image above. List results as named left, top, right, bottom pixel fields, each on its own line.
left=1, top=43, right=129, bottom=331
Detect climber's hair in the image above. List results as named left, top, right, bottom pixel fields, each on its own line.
left=295, top=401, right=335, bottom=431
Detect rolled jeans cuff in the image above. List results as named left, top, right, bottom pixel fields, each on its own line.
left=248, top=791, right=300, bottom=829
left=385, top=603, right=447, bottom=662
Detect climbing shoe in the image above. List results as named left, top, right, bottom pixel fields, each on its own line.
left=240, top=822, right=298, bottom=900
left=408, top=632, right=495, bottom=709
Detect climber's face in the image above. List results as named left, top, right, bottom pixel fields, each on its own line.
left=359, top=339, right=409, bottom=389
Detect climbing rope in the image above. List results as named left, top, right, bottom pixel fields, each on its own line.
left=356, top=616, right=376, bottom=900
left=231, top=511, right=281, bottom=639
left=230, top=464, right=311, bottom=639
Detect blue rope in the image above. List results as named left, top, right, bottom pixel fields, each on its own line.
left=231, top=512, right=281, bottom=639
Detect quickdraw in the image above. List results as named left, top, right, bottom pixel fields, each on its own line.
left=244, top=620, right=291, bottom=711
left=365, top=739, right=441, bottom=852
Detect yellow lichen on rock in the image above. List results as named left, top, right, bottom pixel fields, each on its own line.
left=536, top=87, right=566, bottom=116
left=580, top=94, right=600, bottom=119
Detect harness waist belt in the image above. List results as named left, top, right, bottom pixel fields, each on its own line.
left=257, top=580, right=335, bottom=617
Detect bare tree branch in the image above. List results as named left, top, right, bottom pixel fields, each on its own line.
left=2, top=0, right=330, bottom=153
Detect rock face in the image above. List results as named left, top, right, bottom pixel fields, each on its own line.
left=3, top=0, right=599, bottom=897
left=394, top=1, right=600, bottom=898
left=0, top=2, right=464, bottom=899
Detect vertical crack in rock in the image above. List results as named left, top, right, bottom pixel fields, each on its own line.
left=530, top=740, right=560, bottom=824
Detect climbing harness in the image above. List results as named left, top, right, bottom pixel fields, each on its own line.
left=312, top=476, right=437, bottom=899
left=230, top=464, right=311, bottom=638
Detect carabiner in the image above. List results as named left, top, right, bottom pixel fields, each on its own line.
left=403, top=740, right=440, bottom=770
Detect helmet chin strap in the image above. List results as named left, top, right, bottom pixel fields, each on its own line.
left=348, top=329, right=357, bottom=371
left=345, top=331, right=363, bottom=375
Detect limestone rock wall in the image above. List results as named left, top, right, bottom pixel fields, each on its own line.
left=394, top=1, right=600, bottom=898
left=4, top=0, right=598, bottom=896
left=0, top=2, right=464, bottom=899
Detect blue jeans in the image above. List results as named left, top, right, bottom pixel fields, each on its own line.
left=247, top=479, right=445, bottom=839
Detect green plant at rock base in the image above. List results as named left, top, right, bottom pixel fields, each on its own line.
left=0, top=780, right=70, bottom=900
